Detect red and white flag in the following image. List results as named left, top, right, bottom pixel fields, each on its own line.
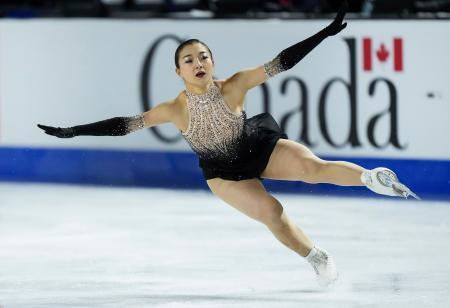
left=362, top=37, right=403, bottom=72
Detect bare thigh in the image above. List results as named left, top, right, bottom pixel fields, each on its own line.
left=206, top=177, right=283, bottom=225
left=261, top=139, right=325, bottom=183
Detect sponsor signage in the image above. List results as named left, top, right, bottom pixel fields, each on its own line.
left=0, top=20, right=448, bottom=159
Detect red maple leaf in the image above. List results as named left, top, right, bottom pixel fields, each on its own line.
left=376, top=43, right=389, bottom=62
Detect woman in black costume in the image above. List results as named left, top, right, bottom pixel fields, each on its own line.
left=38, top=2, right=418, bottom=287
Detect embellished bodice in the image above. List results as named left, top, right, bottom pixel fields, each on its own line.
left=182, top=83, right=246, bottom=162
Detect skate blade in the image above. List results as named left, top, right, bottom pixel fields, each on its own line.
left=392, top=183, right=421, bottom=200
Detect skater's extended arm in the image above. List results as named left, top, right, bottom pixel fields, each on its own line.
left=228, top=1, right=348, bottom=91
left=37, top=100, right=176, bottom=138
left=262, top=1, right=347, bottom=78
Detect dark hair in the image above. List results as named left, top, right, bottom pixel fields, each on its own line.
left=174, top=39, right=214, bottom=69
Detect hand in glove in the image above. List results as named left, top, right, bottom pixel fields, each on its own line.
left=37, top=124, right=76, bottom=138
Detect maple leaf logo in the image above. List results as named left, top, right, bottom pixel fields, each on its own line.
left=376, top=43, right=389, bottom=62
left=363, top=38, right=403, bottom=72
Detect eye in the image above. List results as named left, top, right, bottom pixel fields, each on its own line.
left=185, top=60, right=192, bottom=63
left=202, top=55, right=208, bottom=59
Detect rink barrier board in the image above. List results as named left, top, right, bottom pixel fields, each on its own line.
left=0, top=146, right=448, bottom=200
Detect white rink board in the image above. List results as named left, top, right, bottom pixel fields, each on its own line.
left=0, top=19, right=449, bottom=159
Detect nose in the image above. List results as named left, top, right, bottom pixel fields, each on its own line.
left=194, top=58, right=203, bottom=68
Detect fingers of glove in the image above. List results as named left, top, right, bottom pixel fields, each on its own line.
left=44, top=131, right=56, bottom=136
left=37, top=124, right=55, bottom=131
left=38, top=124, right=62, bottom=136
left=38, top=124, right=66, bottom=137
left=45, top=130, right=63, bottom=137
left=335, top=1, right=348, bottom=23
left=328, top=17, right=347, bottom=35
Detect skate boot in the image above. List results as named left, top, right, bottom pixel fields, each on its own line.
left=306, top=246, right=338, bottom=287
left=361, top=167, right=420, bottom=200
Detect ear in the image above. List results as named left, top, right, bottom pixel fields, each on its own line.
left=175, top=68, right=181, bottom=77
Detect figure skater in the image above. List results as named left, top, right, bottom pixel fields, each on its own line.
left=38, top=1, right=418, bottom=287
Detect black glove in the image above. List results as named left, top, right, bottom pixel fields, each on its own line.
left=263, top=0, right=349, bottom=77
left=324, top=0, right=348, bottom=36
left=37, top=115, right=145, bottom=138
left=37, top=124, right=76, bottom=138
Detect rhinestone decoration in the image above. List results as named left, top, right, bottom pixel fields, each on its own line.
left=182, top=83, right=246, bottom=162
left=263, top=57, right=283, bottom=78
left=125, top=114, right=145, bottom=134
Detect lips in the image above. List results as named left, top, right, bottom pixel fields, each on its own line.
left=195, top=71, right=206, bottom=78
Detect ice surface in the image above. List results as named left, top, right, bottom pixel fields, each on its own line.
left=1, top=183, right=449, bottom=307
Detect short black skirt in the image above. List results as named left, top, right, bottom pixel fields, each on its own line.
left=199, top=113, right=288, bottom=181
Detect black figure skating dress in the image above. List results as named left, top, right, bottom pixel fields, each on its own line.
left=182, top=82, right=287, bottom=181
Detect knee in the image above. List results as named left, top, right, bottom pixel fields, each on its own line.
left=256, top=197, right=285, bottom=227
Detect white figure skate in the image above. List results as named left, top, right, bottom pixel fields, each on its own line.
left=361, top=167, right=420, bottom=200
left=306, top=246, right=338, bottom=287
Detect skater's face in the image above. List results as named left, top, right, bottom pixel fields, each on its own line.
left=176, top=43, right=214, bottom=86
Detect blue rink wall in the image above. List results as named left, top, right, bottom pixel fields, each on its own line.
left=1, top=146, right=448, bottom=201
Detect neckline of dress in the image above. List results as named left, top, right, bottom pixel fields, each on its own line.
left=185, top=82, right=217, bottom=98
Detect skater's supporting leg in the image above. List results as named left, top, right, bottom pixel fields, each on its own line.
left=206, top=177, right=313, bottom=257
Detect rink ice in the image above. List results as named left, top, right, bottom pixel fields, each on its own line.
left=1, top=183, right=449, bottom=308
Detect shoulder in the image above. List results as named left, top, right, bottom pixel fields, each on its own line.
left=145, top=92, right=185, bottom=119
left=213, top=79, right=226, bottom=91
left=155, top=91, right=185, bottom=111
left=214, top=78, right=235, bottom=96
left=173, top=90, right=187, bottom=110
